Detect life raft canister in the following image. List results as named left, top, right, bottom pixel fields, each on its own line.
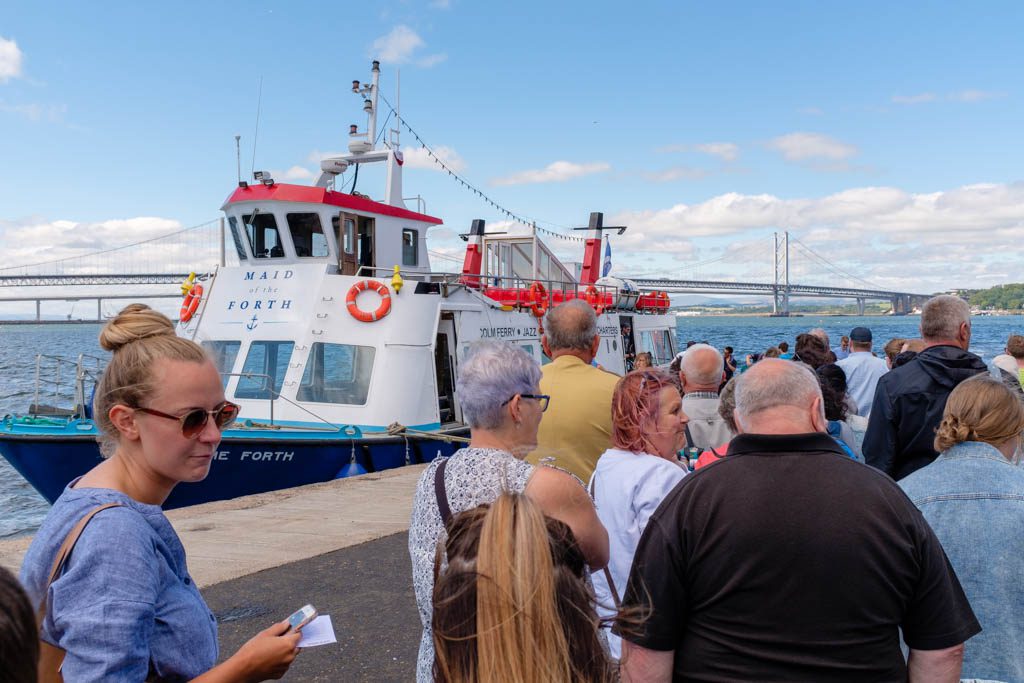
left=346, top=280, right=392, bottom=322
left=179, top=284, right=203, bottom=324
left=528, top=281, right=549, bottom=318
left=585, top=284, right=606, bottom=316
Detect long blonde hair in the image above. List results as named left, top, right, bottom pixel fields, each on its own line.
left=432, top=493, right=613, bottom=683
left=94, top=304, right=208, bottom=456
left=934, top=375, right=1024, bottom=453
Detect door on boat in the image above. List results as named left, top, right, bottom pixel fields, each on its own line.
left=357, top=217, right=375, bottom=275
left=620, top=315, right=637, bottom=371
left=334, top=213, right=359, bottom=275
left=436, top=316, right=459, bottom=424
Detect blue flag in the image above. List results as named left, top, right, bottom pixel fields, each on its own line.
left=601, top=238, right=612, bottom=277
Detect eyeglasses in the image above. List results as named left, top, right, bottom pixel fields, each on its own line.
left=134, top=401, right=241, bottom=439
left=501, top=394, right=550, bottom=412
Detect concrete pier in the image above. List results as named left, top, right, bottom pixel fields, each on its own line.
left=0, top=465, right=429, bottom=680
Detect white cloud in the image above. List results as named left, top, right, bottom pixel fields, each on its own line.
left=640, top=166, right=709, bottom=182
left=0, top=216, right=227, bottom=276
left=491, top=161, right=610, bottom=186
left=604, top=181, right=1024, bottom=291
left=695, top=142, right=739, bottom=162
left=765, top=132, right=858, bottom=162
left=370, top=25, right=444, bottom=67
left=892, top=93, right=937, bottom=105
left=0, top=101, right=66, bottom=122
left=270, top=165, right=315, bottom=181
left=401, top=145, right=466, bottom=172
left=949, top=89, right=1005, bottom=102
left=0, top=37, right=23, bottom=83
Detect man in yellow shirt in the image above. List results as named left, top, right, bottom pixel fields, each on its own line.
left=528, top=300, right=619, bottom=482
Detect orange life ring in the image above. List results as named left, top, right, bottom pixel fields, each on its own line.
left=585, top=284, right=606, bottom=316
left=528, top=281, right=549, bottom=318
left=346, top=280, right=392, bottom=322
left=179, top=284, right=203, bottom=323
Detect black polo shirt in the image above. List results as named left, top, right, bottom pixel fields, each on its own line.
left=618, top=432, right=980, bottom=682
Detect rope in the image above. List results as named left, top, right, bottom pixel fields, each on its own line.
left=387, top=422, right=471, bottom=444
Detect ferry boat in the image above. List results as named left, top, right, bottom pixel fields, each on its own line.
left=0, top=62, right=676, bottom=509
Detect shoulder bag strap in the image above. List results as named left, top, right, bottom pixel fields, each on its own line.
left=434, top=458, right=453, bottom=526
left=36, top=502, right=124, bottom=682
left=684, top=423, right=696, bottom=450
left=587, top=475, right=621, bottom=608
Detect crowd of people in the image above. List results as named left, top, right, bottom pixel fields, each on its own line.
left=4, top=295, right=1023, bottom=681
left=418, top=295, right=1024, bottom=682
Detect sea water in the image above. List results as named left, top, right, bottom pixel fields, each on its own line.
left=1, top=315, right=1021, bottom=538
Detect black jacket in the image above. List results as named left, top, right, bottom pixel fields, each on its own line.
left=863, top=345, right=986, bottom=480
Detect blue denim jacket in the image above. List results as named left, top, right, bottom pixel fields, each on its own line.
left=899, top=441, right=1024, bottom=682
left=20, top=483, right=218, bottom=682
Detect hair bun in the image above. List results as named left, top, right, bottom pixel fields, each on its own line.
left=99, top=304, right=176, bottom=352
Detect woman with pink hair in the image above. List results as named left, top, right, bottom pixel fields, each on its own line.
left=588, top=368, right=689, bottom=660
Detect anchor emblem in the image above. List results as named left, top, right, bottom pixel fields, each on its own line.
left=246, top=314, right=259, bottom=330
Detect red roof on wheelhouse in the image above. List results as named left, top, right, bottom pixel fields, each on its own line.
left=222, top=182, right=444, bottom=225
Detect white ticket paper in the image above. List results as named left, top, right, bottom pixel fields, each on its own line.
left=297, top=615, right=337, bottom=648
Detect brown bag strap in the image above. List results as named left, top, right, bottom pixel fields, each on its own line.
left=36, top=502, right=124, bottom=629
left=587, top=477, right=621, bottom=608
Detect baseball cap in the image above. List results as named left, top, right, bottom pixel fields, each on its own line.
left=850, top=326, right=872, bottom=343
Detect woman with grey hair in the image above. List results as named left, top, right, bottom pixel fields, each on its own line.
left=407, top=340, right=609, bottom=683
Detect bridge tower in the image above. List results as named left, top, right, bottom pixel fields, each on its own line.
left=772, top=231, right=790, bottom=316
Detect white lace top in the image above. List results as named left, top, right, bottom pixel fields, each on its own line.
left=408, top=447, right=535, bottom=683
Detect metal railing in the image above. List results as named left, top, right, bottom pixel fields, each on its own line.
left=31, top=353, right=106, bottom=417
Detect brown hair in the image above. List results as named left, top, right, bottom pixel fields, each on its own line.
left=611, top=368, right=677, bottom=454
left=432, top=494, right=614, bottom=683
left=93, top=304, right=208, bottom=457
left=883, top=338, right=906, bottom=365
left=0, top=566, right=37, bottom=683
left=764, top=346, right=781, bottom=358
left=1007, top=334, right=1024, bottom=360
left=934, top=376, right=1024, bottom=453
left=793, top=333, right=830, bottom=369
left=716, top=377, right=738, bottom=434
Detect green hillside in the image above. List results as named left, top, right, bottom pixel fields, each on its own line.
left=969, top=283, right=1024, bottom=311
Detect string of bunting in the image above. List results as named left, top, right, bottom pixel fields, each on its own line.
left=379, top=96, right=587, bottom=243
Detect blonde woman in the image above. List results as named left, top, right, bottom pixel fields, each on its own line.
left=900, top=375, right=1024, bottom=682
left=21, top=305, right=299, bottom=681
left=432, top=493, right=615, bottom=682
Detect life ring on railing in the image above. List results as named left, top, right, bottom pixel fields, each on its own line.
left=585, top=284, right=606, bottom=316
left=346, top=280, right=392, bottom=322
left=179, top=284, right=203, bottom=324
left=528, top=281, right=549, bottom=318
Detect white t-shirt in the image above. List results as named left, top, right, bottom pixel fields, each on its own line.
left=588, top=448, right=687, bottom=659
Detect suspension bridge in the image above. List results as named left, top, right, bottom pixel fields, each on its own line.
left=0, top=217, right=928, bottom=322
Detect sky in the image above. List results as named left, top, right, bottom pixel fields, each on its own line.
left=1, top=0, right=1023, bottom=315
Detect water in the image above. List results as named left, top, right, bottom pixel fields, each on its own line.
left=1, top=315, right=1021, bottom=538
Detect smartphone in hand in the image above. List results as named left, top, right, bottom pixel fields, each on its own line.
left=287, top=604, right=317, bottom=632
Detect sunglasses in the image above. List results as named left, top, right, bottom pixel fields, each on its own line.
left=135, top=401, right=241, bottom=439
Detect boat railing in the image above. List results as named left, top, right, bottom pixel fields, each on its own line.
left=31, top=353, right=107, bottom=417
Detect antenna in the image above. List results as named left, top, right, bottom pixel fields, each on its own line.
left=234, top=135, right=241, bottom=184
left=250, top=76, right=263, bottom=178
left=393, top=68, right=401, bottom=148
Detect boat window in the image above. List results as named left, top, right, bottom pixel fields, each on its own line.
left=639, top=329, right=674, bottom=366
left=227, top=217, right=247, bottom=260
left=243, top=212, right=284, bottom=258
left=235, top=341, right=295, bottom=399
left=288, top=213, right=329, bottom=258
left=402, top=228, right=418, bottom=266
left=297, top=343, right=375, bottom=405
left=201, top=341, right=241, bottom=388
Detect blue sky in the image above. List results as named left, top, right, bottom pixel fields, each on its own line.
left=1, top=0, right=1023, bottom=308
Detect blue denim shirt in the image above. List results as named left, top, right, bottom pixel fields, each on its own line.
left=899, top=441, right=1024, bottom=682
left=20, top=482, right=218, bottom=682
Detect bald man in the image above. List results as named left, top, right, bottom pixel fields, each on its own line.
left=619, top=359, right=978, bottom=683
